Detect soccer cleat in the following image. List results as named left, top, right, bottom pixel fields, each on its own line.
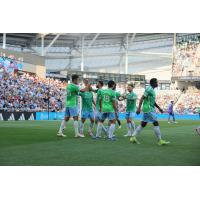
left=124, top=134, right=131, bottom=137
left=168, top=121, right=171, bottom=124
left=57, top=131, right=66, bottom=137
left=130, top=136, right=140, bottom=144
left=158, top=139, right=170, bottom=146
left=174, top=121, right=178, bottom=124
left=118, top=125, right=122, bottom=129
left=108, top=137, right=116, bottom=141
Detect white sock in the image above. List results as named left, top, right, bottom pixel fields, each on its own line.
left=102, top=124, right=108, bottom=134
left=132, top=125, right=143, bottom=137
left=73, top=120, right=79, bottom=136
left=59, top=120, right=66, bottom=132
left=79, top=121, right=84, bottom=134
left=153, top=126, right=162, bottom=140
left=96, top=122, right=103, bottom=137
left=89, top=122, right=94, bottom=132
left=108, top=124, right=115, bottom=138
left=131, top=121, right=135, bottom=132
left=127, top=122, right=132, bottom=136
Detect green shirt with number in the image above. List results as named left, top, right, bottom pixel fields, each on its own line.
left=79, top=91, right=93, bottom=111
left=142, top=86, right=156, bottom=113
left=126, top=92, right=137, bottom=112
left=66, top=83, right=80, bottom=107
left=99, top=88, right=116, bottom=112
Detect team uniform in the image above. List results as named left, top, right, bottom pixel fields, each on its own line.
left=96, top=88, right=116, bottom=140
left=58, top=83, right=82, bottom=137
left=114, top=91, right=122, bottom=128
left=65, top=83, right=80, bottom=117
left=79, top=91, right=95, bottom=136
left=125, top=91, right=137, bottom=136
left=79, top=91, right=94, bottom=119
left=142, top=86, right=157, bottom=123
left=95, top=89, right=103, bottom=121
left=130, top=86, right=170, bottom=145
left=168, top=103, right=176, bottom=123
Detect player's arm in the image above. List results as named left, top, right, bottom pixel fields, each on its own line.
left=136, top=95, right=145, bottom=114
left=112, top=99, right=117, bottom=113
left=99, top=98, right=102, bottom=112
left=155, top=102, right=163, bottom=113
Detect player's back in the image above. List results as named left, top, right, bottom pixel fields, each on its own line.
left=100, top=88, right=115, bottom=113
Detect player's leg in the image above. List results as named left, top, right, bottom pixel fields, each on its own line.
left=88, top=112, right=95, bottom=136
left=124, top=112, right=132, bottom=137
left=195, top=126, right=200, bottom=135
left=96, top=113, right=105, bottom=138
left=172, top=113, right=177, bottom=123
left=168, top=113, right=171, bottom=123
left=70, top=107, right=84, bottom=138
left=115, top=113, right=121, bottom=128
left=130, top=112, right=149, bottom=144
left=79, top=118, right=86, bottom=136
left=107, top=113, right=116, bottom=140
left=153, top=121, right=170, bottom=145
left=57, top=108, right=70, bottom=137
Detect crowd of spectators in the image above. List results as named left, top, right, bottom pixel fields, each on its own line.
left=0, top=72, right=66, bottom=112
left=172, top=39, right=200, bottom=77
left=0, top=71, right=199, bottom=114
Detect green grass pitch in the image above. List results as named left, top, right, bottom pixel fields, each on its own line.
left=0, top=120, right=199, bottom=166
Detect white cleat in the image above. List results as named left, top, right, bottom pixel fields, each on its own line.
left=124, top=134, right=131, bottom=137
left=75, top=133, right=85, bottom=138
left=168, top=121, right=171, bottom=124
left=174, top=121, right=178, bottom=124
left=57, top=131, right=66, bottom=137
left=118, top=125, right=122, bottom=129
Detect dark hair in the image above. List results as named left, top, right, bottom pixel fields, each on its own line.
left=150, top=78, right=157, bottom=85
left=98, top=80, right=104, bottom=86
left=72, top=74, right=79, bottom=82
left=108, top=80, right=115, bottom=88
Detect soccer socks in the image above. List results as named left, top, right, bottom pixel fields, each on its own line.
left=108, top=124, right=115, bottom=139
left=102, top=124, right=108, bottom=133
left=89, top=122, right=94, bottom=133
left=59, top=120, right=66, bottom=132
left=73, top=120, right=79, bottom=136
left=153, top=126, right=162, bottom=140
left=96, top=122, right=103, bottom=137
left=127, top=122, right=132, bottom=136
left=131, top=121, right=135, bottom=132
left=79, top=121, right=84, bottom=134
left=132, top=125, right=143, bottom=137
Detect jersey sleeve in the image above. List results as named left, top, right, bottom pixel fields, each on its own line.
left=97, top=89, right=101, bottom=99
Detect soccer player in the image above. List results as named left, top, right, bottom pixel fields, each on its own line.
left=168, top=101, right=177, bottom=123
left=79, top=79, right=96, bottom=137
left=195, top=126, right=200, bottom=135
left=96, top=80, right=117, bottom=140
left=113, top=83, right=122, bottom=129
left=130, top=78, right=170, bottom=145
left=123, top=83, right=137, bottom=137
left=57, top=74, right=89, bottom=138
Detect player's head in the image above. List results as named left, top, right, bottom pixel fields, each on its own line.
left=112, top=83, right=117, bottom=90
left=108, top=80, right=115, bottom=89
left=150, top=78, right=158, bottom=88
left=171, top=101, right=174, bottom=104
left=96, top=80, right=103, bottom=88
left=72, top=74, right=79, bottom=84
left=83, top=79, right=89, bottom=86
left=127, top=82, right=134, bottom=92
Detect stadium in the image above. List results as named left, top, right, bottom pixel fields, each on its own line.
left=0, top=33, right=199, bottom=166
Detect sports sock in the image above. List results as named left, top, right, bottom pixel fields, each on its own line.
left=79, top=121, right=84, bottom=134
left=132, top=125, right=143, bottom=137
left=102, top=124, right=108, bottom=133
left=96, top=122, right=103, bottom=137
left=59, top=120, right=66, bottom=132
left=131, top=121, right=135, bottom=131
left=117, top=119, right=121, bottom=126
left=73, top=120, right=79, bottom=136
left=108, top=124, right=115, bottom=138
left=153, top=126, right=162, bottom=140
left=127, top=122, right=132, bottom=136
left=89, top=122, right=94, bottom=132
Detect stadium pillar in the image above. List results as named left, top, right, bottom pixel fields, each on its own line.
left=41, top=35, right=44, bottom=56
left=125, top=33, right=129, bottom=74
left=81, top=36, right=84, bottom=71
left=3, top=33, right=6, bottom=49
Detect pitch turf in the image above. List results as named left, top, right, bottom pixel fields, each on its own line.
left=0, top=120, right=199, bottom=166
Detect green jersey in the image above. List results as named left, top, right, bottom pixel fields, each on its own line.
left=99, top=88, right=116, bottom=112
left=115, top=91, right=121, bottom=100
left=66, top=83, right=80, bottom=107
left=96, top=89, right=102, bottom=111
left=142, top=86, right=156, bottom=113
left=126, top=92, right=137, bottom=112
left=79, top=91, right=93, bottom=111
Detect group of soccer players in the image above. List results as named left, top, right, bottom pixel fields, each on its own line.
left=57, top=74, right=170, bottom=145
